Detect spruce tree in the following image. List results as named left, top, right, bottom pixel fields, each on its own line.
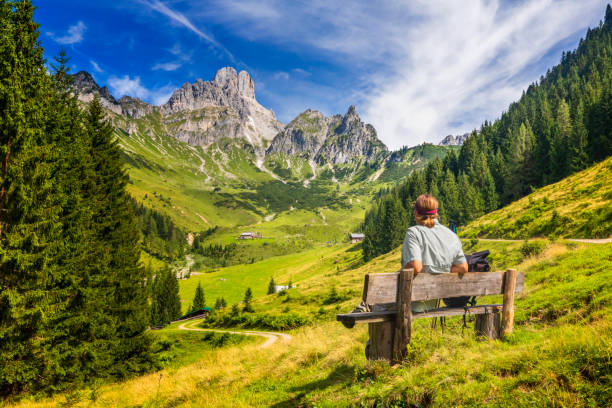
left=267, top=277, right=276, bottom=294
left=569, top=101, right=590, bottom=172
left=151, top=268, right=181, bottom=325
left=191, top=282, right=205, bottom=311
left=0, top=1, right=58, bottom=394
left=85, top=95, right=154, bottom=377
left=243, top=287, right=254, bottom=313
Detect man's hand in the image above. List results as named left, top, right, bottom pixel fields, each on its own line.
left=450, top=262, right=468, bottom=275
left=402, top=260, right=422, bottom=276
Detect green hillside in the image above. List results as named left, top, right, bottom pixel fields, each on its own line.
left=13, top=238, right=611, bottom=407
left=461, top=156, right=612, bottom=239
left=106, top=107, right=457, bottom=264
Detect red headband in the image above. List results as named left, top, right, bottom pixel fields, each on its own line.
left=415, top=204, right=437, bottom=216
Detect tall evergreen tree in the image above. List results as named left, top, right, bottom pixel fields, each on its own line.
left=243, top=287, right=254, bottom=313
left=191, top=282, right=206, bottom=311
left=0, top=1, right=59, bottom=394
left=267, top=277, right=276, bottom=295
left=85, top=95, right=154, bottom=377
left=151, top=268, right=181, bottom=326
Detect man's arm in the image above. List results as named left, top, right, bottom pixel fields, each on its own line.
left=402, top=260, right=423, bottom=275
left=450, top=262, right=468, bottom=274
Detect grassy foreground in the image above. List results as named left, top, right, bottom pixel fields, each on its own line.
left=9, top=240, right=611, bottom=407
left=460, top=156, right=612, bottom=239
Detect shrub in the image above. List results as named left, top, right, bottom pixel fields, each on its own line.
left=520, top=240, right=547, bottom=258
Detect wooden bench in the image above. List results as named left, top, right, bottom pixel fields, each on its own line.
left=337, top=268, right=524, bottom=364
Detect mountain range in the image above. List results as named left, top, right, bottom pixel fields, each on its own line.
left=71, top=68, right=456, bottom=232
left=73, top=68, right=457, bottom=165
left=98, top=65, right=452, bottom=260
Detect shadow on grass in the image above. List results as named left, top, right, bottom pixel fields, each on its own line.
left=269, top=364, right=354, bottom=408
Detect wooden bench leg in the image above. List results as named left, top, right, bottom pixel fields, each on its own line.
left=474, top=307, right=500, bottom=339
left=367, top=321, right=395, bottom=362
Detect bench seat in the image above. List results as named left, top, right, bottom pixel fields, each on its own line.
left=337, top=304, right=504, bottom=328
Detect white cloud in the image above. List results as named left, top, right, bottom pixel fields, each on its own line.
left=272, top=71, right=289, bottom=80
left=107, top=75, right=174, bottom=105
left=197, top=0, right=606, bottom=149
left=139, top=0, right=235, bottom=61
left=90, top=60, right=103, bottom=73
left=152, top=62, right=182, bottom=71
left=48, top=21, right=87, bottom=45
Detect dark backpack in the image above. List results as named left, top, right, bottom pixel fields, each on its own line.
left=443, top=250, right=491, bottom=308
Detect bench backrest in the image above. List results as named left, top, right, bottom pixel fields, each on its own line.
left=363, top=270, right=524, bottom=309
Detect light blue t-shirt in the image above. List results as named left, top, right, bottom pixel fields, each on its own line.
left=401, top=219, right=466, bottom=274
left=401, top=219, right=466, bottom=313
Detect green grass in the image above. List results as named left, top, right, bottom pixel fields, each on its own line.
left=461, top=156, right=612, bottom=239
left=178, top=244, right=357, bottom=312
left=13, top=241, right=611, bottom=407
left=150, top=322, right=256, bottom=369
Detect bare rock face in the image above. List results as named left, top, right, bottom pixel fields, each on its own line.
left=266, top=109, right=338, bottom=159
left=71, top=71, right=122, bottom=115
left=70, top=68, right=389, bottom=166
left=118, top=96, right=155, bottom=119
left=267, top=105, right=388, bottom=164
left=439, top=133, right=469, bottom=146
left=161, top=67, right=282, bottom=146
left=71, top=68, right=282, bottom=148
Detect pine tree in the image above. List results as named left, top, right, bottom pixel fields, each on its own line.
left=191, top=282, right=205, bottom=311
left=150, top=268, right=181, bottom=326
left=569, top=101, right=590, bottom=172
left=0, top=1, right=95, bottom=394
left=243, top=287, right=254, bottom=313
left=267, top=277, right=276, bottom=294
left=85, top=95, right=154, bottom=377
left=440, top=169, right=460, bottom=222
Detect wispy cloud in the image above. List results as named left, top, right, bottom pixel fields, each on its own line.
left=139, top=0, right=235, bottom=62
left=198, top=0, right=606, bottom=149
left=152, top=62, right=182, bottom=71
left=90, top=60, right=103, bottom=73
left=107, top=75, right=174, bottom=105
left=151, top=43, right=192, bottom=72
left=272, top=71, right=289, bottom=81
left=48, top=21, right=87, bottom=45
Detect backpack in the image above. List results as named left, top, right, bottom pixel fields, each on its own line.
left=443, top=250, right=491, bottom=308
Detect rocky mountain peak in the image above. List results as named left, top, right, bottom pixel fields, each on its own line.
left=211, top=67, right=255, bottom=99
left=160, top=67, right=281, bottom=146
left=267, top=106, right=387, bottom=165
left=118, top=96, right=154, bottom=119
left=72, top=71, right=115, bottom=103
left=439, top=133, right=469, bottom=146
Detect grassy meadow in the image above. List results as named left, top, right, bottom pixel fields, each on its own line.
left=10, top=239, right=611, bottom=407
left=460, top=156, right=612, bottom=239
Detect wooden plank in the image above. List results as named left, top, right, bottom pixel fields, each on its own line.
left=364, top=271, right=524, bottom=305
left=337, top=311, right=396, bottom=325
left=501, top=269, right=517, bottom=339
left=392, top=268, right=413, bottom=364
left=367, top=321, right=394, bottom=361
left=337, top=304, right=505, bottom=325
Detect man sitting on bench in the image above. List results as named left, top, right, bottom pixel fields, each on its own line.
left=402, top=194, right=468, bottom=313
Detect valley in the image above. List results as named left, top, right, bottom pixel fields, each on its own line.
left=3, top=2, right=612, bottom=407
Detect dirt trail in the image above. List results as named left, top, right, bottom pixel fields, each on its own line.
left=178, top=319, right=292, bottom=348
left=473, top=238, right=611, bottom=244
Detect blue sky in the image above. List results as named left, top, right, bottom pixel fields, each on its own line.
left=36, top=0, right=607, bottom=149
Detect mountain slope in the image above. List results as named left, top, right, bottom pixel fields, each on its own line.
left=72, top=70, right=456, bottom=237
left=461, top=156, right=612, bottom=239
